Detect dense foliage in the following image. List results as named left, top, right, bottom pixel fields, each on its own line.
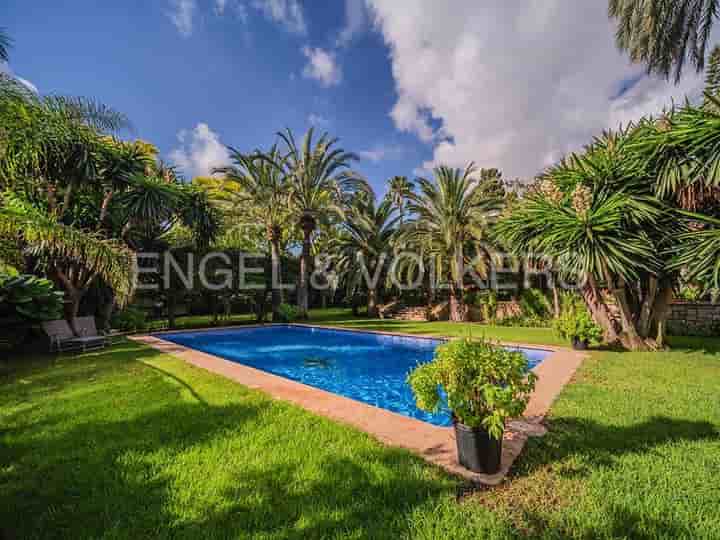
left=408, top=338, right=537, bottom=439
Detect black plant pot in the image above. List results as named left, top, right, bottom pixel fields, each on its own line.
left=572, top=337, right=589, bottom=350
left=453, top=421, right=502, bottom=474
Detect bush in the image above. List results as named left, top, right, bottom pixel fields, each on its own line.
left=519, top=288, right=551, bottom=319
left=0, top=273, right=64, bottom=322
left=553, top=298, right=603, bottom=345
left=407, top=338, right=537, bottom=439
left=111, top=307, right=148, bottom=332
left=275, top=303, right=299, bottom=323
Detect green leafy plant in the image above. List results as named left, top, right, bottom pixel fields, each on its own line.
left=519, top=288, right=551, bottom=319
left=110, top=306, right=148, bottom=332
left=407, top=338, right=537, bottom=440
left=554, top=298, right=603, bottom=345
left=0, top=273, right=64, bottom=322
left=275, top=303, right=299, bottom=323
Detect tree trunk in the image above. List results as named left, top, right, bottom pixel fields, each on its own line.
left=367, top=287, right=379, bottom=318
left=552, top=279, right=561, bottom=319
left=448, top=287, right=467, bottom=322
left=270, top=236, right=283, bottom=322
left=297, top=218, right=314, bottom=320
left=64, top=288, right=82, bottom=336
left=581, top=276, right=619, bottom=344
left=98, top=291, right=115, bottom=331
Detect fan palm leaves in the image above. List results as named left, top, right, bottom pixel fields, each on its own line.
left=333, top=196, right=399, bottom=317
left=404, top=163, right=503, bottom=322
left=213, top=145, right=290, bottom=320
left=279, top=127, right=371, bottom=318
left=609, top=0, right=720, bottom=82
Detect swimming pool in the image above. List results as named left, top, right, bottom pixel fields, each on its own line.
left=160, top=325, right=551, bottom=426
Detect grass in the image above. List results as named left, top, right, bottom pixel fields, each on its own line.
left=1, top=309, right=719, bottom=538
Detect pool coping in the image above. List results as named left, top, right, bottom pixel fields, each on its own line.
left=130, top=323, right=585, bottom=485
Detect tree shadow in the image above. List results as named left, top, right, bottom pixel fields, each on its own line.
left=513, top=415, right=718, bottom=481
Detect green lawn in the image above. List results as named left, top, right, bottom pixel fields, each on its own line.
left=2, top=311, right=720, bottom=539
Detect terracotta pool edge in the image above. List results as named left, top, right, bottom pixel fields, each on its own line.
left=129, top=326, right=585, bottom=486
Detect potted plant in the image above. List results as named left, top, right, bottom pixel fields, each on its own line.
left=554, top=302, right=603, bottom=350
left=407, top=338, right=537, bottom=474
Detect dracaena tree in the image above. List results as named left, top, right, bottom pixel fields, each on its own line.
left=279, top=128, right=370, bottom=319
left=333, top=195, right=399, bottom=317
left=496, top=128, right=683, bottom=351
left=404, top=164, right=503, bottom=322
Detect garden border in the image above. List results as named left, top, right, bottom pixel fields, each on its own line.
left=131, top=323, right=585, bottom=485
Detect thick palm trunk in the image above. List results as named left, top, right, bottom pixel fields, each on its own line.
left=581, top=276, right=620, bottom=344
left=448, top=286, right=466, bottom=322
left=270, top=236, right=283, bottom=322
left=297, top=217, right=314, bottom=320
left=64, top=288, right=82, bottom=336
left=367, top=287, right=379, bottom=318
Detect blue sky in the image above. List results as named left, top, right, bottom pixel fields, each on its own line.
left=4, top=0, right=431, bottom=195
left=3, top=1, right=708, bottom=195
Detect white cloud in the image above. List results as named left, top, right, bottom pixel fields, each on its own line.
left=0, top=62, right=38, bottom=94
left=337, top=0, right=368, bottom=47
left=367, top=0, right=710, bottom=179
left=215, top=0, right=228, bottom=15
left=308, top=113, right=329, bottom=127
left=167, top=0, right=197, bottom=37
left=253, top=0, right=306, bottom=34
left=302, top=46, right=342, bottom=87
left=169, top=123, right=230, bottom=179
left=359, top=144, right=404, bottom=162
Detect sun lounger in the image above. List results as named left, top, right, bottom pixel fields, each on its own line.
left=41, top=319, right=108, bottom=353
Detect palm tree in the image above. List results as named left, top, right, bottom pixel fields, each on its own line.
left=0, top=28, right=11, bottom=63
left=0, top=192, right=136, bottom=330
left=387, top=176, right=413, bottom=225
left=279, top=128, right=369, bottom=319
left=333, top=196, right=399, bottom=317
left=405, top=164, right=502, bottom=322
left=213, top=146, right=290, bottom=321
left=609, top=0, right=719, bottom=82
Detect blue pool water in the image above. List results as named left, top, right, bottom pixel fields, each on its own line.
left=161, top=325, right=551, bottom=426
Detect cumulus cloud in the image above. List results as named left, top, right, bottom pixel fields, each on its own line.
left=367, top=0, right=710, bottom=179
left=302, top=46, right=342, bottom=87
left=307, top=113, right=329, bottom=126
left=336, top=0, right=368, bottom=47
left=169, top=123, right=230, bottom=179
left=253, top=0, right=306, bottom=34
left=359, top=144, right=404, bottom=163
left=167, top=0, right=196, bottom=37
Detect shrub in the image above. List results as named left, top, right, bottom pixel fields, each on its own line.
left=554, top=298, right=603, bottom=345
left=495, top=314, right=549, bottom=328
left=0, top=273, right=64, bottom=322
left=519, top=288, right=551, bottom=319
left=276, top=303, right=299, bottom=323
left=110, top=307, right=148, bottom=332
left=407, top=338, right=537, bottom=439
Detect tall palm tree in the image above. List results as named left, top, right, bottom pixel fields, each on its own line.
left=609, top=0, right=719, bottom=82
left=405, top=164, right=503, bottom=322
left=387, top=176, right=413, bottom=225
left=333, top=196, right=399, bottom=317
left=213, top=145, right=289, bottom=321
left=279, top=128, right=369, bottom=319
left=0, top=28, right=11, bottom=63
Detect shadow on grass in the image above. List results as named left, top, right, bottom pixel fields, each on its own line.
left=0, top=348, right=453, bottom=540
left=515, top=415, right=718, bottom=480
